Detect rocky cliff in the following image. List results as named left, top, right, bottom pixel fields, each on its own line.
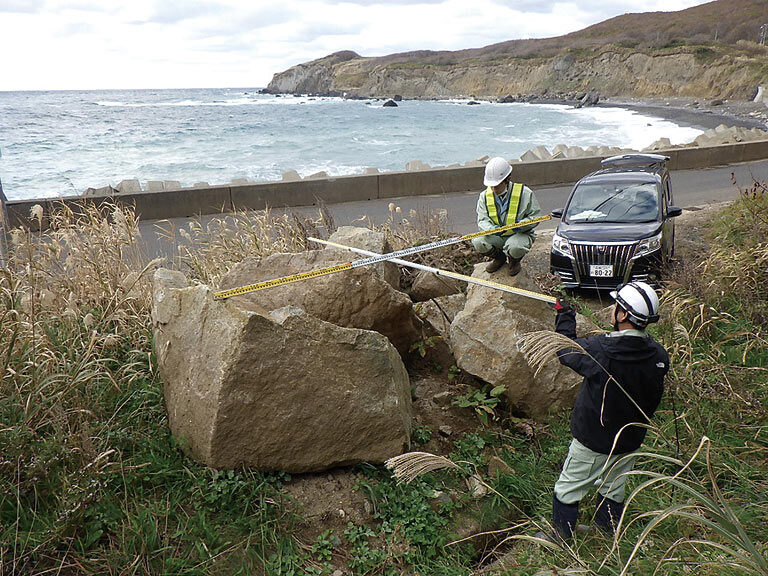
left=267, top=45, right=767, bottom=101
left=267, top=0, right=768, bottom=101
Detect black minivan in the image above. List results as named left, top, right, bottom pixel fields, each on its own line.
left=549, top=154, right=682, bottom=290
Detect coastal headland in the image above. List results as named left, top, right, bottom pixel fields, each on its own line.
left=266, top=0, right=768, bottom=118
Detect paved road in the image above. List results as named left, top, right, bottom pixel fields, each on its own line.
left=139, top=159, right=768, bottom=258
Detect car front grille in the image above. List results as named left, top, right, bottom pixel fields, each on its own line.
left=571, top=242, right=637, bottom=280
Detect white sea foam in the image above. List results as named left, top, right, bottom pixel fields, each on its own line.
left=94, top=96, right=324, bottom=108
left=567, top=106, right=702, bottom=148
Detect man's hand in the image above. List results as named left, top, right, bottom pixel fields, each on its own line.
left=555, top=298, right=572, bottom=312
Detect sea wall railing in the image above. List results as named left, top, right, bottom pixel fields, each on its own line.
left=2, top=139, right=767, bottom=232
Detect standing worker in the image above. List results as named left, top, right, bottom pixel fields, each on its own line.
left=472, top=156, right=542, bottom=276
left=545, top=282, right=669, bottom=541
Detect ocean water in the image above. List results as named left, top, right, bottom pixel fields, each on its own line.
left=0, top=88, right=703, bottom=200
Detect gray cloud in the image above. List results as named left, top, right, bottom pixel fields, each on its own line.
left=292, top=20, right=364, bottom=42
left=178, top=4, right=298, bottom=40
left=145, top=0, right=223, bottom=24
left=321, top=0, right=446, bottom=3
left=0, top=0, right=45, bottom=13
left=487, top=0, right=558, bottom=14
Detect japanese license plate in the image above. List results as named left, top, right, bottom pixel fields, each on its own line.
left=589, top=264, right=614, bottom=277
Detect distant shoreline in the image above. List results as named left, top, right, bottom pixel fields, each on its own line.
left=599, top=97, right=768, bottom=132
left=473, top=94, right=768, bottom=131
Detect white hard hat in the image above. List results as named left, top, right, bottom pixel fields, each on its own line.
left=610, top=281, right=660, bottom=327
left=484, top=156, right=513, bottom=187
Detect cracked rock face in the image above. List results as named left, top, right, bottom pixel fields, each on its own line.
left=152, top=268, right=411, bottom=472
left=449, top=265, right=583, bottom=418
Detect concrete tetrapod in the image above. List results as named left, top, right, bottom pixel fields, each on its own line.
left=151, top=269, right=412, bottom=472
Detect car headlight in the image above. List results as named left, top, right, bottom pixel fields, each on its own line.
left=552, top=233, right=572, bottom=256
left=634, top=232, right=663, bottom=258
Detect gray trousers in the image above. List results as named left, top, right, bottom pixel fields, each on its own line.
left=554, top=438, right=637, bottom=504
left=471, top=232, right=534, bottom=259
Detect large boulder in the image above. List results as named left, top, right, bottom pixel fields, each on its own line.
left=217, top=247, right=420, bottom=355
left=152, top=269, right=412, bottom=472
left=450, top=265, right=584, bottom=418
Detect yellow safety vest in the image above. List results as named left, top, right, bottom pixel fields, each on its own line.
left=485, top=183, right=523, bottom=236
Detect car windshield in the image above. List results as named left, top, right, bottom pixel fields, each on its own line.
left=564, top=181, right=660, bottom=223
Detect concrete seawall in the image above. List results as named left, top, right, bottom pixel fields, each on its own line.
left=2, top=140, right=768, bottom=231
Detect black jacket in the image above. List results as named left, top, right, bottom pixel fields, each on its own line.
left=556, top=308, right=669, bottom=455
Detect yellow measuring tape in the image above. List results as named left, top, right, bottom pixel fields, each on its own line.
left=463, top=214, right=550, bottom=241
left=213, top=214, right=551, bottom=301
left=439, top=269, right=556, bottom=304
left=214, top=263, right=353, bottom=299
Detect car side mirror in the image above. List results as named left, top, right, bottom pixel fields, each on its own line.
left=551, top=208, right=564, bottom=218
left=667, top=206, right=683, bottom=218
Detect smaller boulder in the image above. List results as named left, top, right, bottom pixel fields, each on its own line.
left=531, top=145, right=552, bottom=160
left=383, top=99, right=398, bottom=107
left=408, top=271, right=463, bottom=301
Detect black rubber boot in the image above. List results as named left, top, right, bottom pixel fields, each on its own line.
left=595, top=496, right=624, bottom=533
left=552, top=495, right=580, bottom=540
left=507, top=256, right=522, bottom=276
left=485, top=249, right=506, bottom=273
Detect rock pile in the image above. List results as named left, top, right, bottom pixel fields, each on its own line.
left=518, top=144, right=634, bottom=162
left=152, top=225, right=596, bottom=471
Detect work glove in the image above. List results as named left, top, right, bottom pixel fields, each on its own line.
left=554, top=298, right=573, bottom=313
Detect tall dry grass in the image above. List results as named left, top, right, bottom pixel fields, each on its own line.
left=157, top=203, right=337, bottom=285
left=0, top=201, right=161, bottom=573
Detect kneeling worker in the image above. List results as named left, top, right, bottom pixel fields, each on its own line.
left=472, top=157, right=541, bottom=276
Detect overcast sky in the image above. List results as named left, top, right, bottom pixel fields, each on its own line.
left=0, top=0, right=711, bottom=91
